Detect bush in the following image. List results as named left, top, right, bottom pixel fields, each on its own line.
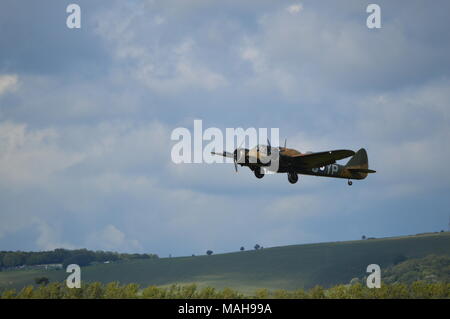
left=34, top=277, right=50, bottom=286
left=1, top=281, right=449, bottom=299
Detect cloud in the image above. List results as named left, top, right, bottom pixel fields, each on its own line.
left=0, top=118, right=333, bottom=254
left=0, top=122, right=84, bottom=188
left=0, top=119, right=173, bottom=252
left=287, top=4, right=303, bottom=15
left=94, top=3, right=228, bottom=93
left=0, top=74, right=18, bottom=95
left=35, top=220, right=76, bottom=251
left=264, top=193, right=323, bottom=222
left=239, top=44, right=299, bottom=99
left=87, top=225, right=142, bottom=252
left=237, top=1, right=450, bottom=100
left=355, top=79, right=450, bottom=188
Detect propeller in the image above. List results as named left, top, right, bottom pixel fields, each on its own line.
left=211, top=142, right=244, bottom=173
left=267, top=138, right=271, bottom=156
left=233, top=140, right=245, bottom=173
left=211, top=151, right=233, bottom=158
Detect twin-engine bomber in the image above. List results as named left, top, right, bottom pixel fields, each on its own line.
left=212, top=140, right=376, bottom=185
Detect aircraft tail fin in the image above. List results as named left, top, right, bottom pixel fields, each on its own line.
left=345, top=148, right=369, bottom=170
left=345, top=148, right=376, bottom=178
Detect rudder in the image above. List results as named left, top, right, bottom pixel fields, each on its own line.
left=345, top=148, right=368, bottom=169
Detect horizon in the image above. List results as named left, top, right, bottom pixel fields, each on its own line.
left=2, top=230, right=449, bottom=258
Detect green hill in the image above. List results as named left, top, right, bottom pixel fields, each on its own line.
left=1, top=232, right=449, bottom=294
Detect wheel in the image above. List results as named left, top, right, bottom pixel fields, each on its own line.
left=254, top=168, right=264, bottom=179
left=348, top=180, right=353, bottom=186
left=288, top=172, right=298, bottom=184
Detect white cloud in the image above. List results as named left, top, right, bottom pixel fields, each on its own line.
left=94, top=4, right=228, bottom=93
left=236, top=2, right=450, bottom=102
left=135, top=53, right=228, bottom=92
left=0, top=122, right=84, bottom=188
left=87, top=224, right=142, bottom=252
left=35, top=220, right=76, bottom=251
left=287, top=4, right=303, bottom=15
left=240, top=44, right=298, bottom=99
left=0, top=74, right=18, bottom=95
left=0, top=119, right=173, bottom=189
left=355, top=79, right=450, bottom=187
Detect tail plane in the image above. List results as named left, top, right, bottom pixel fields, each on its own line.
left=345, top=148, right=376, bottom=175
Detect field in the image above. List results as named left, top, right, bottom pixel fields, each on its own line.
left=1, top=232, right=449, bottom=294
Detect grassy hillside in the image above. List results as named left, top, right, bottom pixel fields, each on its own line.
left=1, top=232, right=449, bottom=294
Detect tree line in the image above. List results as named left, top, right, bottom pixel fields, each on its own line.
left=1, top=281, right=449, bottom=299
left=346, top=254, right=450, bottom=286
left=0, top=249, right=158, bottom=270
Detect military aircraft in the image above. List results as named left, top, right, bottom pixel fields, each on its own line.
left=211, top=140, right=376, bottom=185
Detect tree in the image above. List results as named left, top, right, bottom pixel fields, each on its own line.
left=62, top=253, right=95, bottom=269
left=2, top=253, right=24, bottom=268
left=206, top=250, right=213, bottom=256
left=0, top=249, right=156, bottom=269
left=254, top=244, right=260, bottom=250
left=393, top=254, right=407, bottom=265
left=349, top=277, right=360, bottom=286
left=35, top=277, right=50, bottom=286
left=240, top=247, right=245, bottom=251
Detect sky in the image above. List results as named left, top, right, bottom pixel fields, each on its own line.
left=0, top=0, right=449, bottom=257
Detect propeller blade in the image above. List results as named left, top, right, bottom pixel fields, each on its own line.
left=267, top=138, right=271, bottom=155
left=234, top=140, right=245, bottom=171
left=233, top=149, right=239, bottom=173
left=211, top=151, right=234, bottom=158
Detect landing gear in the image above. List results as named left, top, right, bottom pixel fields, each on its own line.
left=348, top=180, right=353, bottom=186
left=288, top=172, right=298, bottom=184
left=254, top=168, right=264, bottom=179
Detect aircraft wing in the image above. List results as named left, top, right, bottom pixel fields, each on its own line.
left=288, top=149, right=355, bottom=169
